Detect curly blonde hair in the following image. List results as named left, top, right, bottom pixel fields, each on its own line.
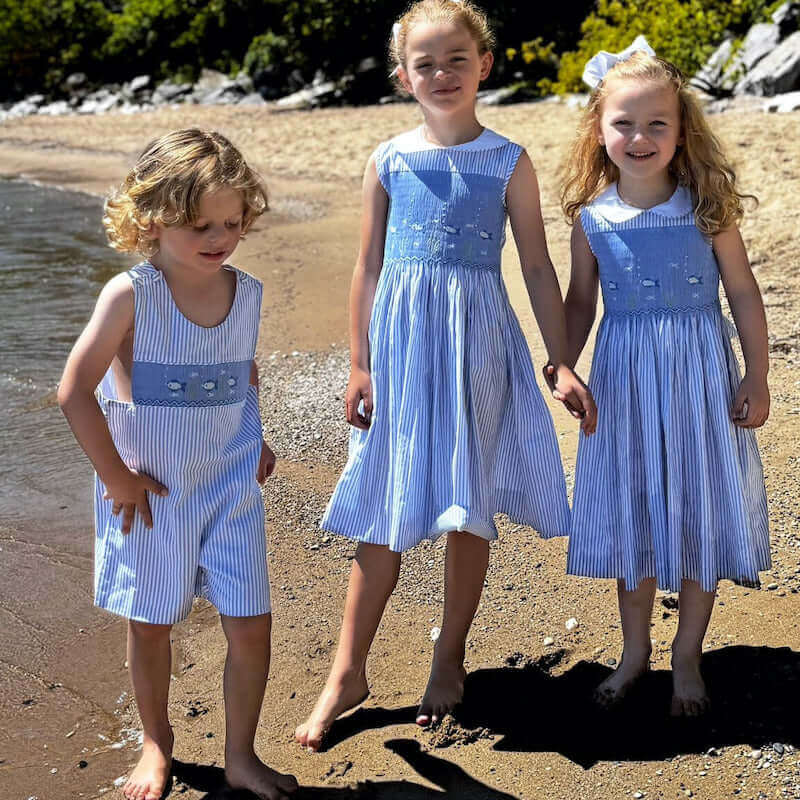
left=388, top=0, right=495, bottom=92
left=103, top=128, right=269, bottom=256
left=561, top=51, right=755, bottom=235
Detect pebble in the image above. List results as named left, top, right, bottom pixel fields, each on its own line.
left=751, top=749, right=763, bottom=759
left=430, top=626, right=441, bottom=641
left=543, top=636, right=554, bottom=646
left=634, top=793, right=644, bottom=798
left=767, top=583, right=779, bottom=590
left=113, top=776, right=126, bottom=787
left=565, top=617, right=579, bottom=631
left=50, top=768, right=58, bottom=774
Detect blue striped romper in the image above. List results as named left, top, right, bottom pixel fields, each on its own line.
left=94, top=261, right=271, bottom=624
left=322, top=127, right=571, bottom=551
left=568, top=184, right=770, bottom=592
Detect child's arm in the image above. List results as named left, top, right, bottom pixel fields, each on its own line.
left=507, top=150, right=597, bottom=434
left=563, top=219, right=600, bottom=368
left=250, top=361, right=276, bottom=482
left=345, top=154, right=389, bottom=430
left=714, top=226, right=770, bottom=427
left=58, top=275, right=167, bottom=532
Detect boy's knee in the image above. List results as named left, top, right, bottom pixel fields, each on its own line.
left=128, top=619, right=172, bottom=642
left=222, top=613, right=271, bottom=649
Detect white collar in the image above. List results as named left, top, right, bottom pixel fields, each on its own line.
left=590, top=183, right=694, bottom=222
left=392, top=126, right=508, bottom=153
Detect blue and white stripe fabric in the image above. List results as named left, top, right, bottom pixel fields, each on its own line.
left=322, top=127, right=571, bottom=551
left=94, top=261, right=270, bottom=624
left=568, top=184, right=770, bottom=592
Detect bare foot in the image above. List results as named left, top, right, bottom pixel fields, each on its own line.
left=416, top=660, right=467, bottom=726
left=123, top=731, right=173, bottom=800
left=294, top=670, right=369, bottom=752
left=671, top=654, right=709, bottom=717
left=226, top=752, right=298, bottom=800
left=594, top=648, right=651, bottom=708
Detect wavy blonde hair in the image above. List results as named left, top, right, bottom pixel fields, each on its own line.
left=103, top=128, right=268, bottom=256
left=389, top=0, right=495, bottom=92
left=561, top=51, right=755, bottom=234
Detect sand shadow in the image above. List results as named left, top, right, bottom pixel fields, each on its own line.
left=171, top=739, right=519, bottom=798
left=453, top=644, right=800, bottom=767
left=316, top=645, right=800, bottom=769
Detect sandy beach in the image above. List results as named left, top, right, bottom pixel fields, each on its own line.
left=1, top=101, right=799, bottom=800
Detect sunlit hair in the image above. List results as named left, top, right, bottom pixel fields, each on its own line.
left=561, top=51, right=755, bottom=235
left=388, top=0, right=495, bottom=93
left=103, top=128, right=269, bottom=256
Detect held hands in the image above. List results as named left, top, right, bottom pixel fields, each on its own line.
left=732, top=373, right=770, bottom=428
left=257, top=440, right=277, bottom=483
left=543, top=362, right=598, bottom=435
left=345, top=366, right=373, bottom=430
left=104, top=467, right=168, bottom=534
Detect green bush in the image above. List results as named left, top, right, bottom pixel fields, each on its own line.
left=0, top=0, right=111, bottom=95
left=552, top=0, right=784, bottom=93
left=102, top=0, right=279, bottom=82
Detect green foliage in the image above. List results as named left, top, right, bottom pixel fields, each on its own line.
left=0, top=0, right=111, bottom=94
left=552, top=0, right=782, bottom=93
left=103, top=0, right=275, bottom=81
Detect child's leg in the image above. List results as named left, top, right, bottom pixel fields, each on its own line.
left=295, top=541, right=401, bottom=751
left=123, top=620, right=174, bottom=800
left=417, top=531, right=489, bottom=726
left=220, top=613, right=298, bottom=799
left=595, top=577, right=656, bottom=706
left=671, top=579, right=715, bottom=717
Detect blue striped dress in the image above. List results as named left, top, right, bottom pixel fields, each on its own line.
left=321, top=127, right=571, bottom=551
left=568, top=184, right=770, bottom=592
left=94, top=261, right=270, bottom=624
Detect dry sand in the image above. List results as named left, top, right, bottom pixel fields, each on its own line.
left=1, top=101, right=799, bottom=800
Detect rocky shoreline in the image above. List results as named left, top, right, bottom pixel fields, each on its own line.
left=4, top=1, right=800, bottom=122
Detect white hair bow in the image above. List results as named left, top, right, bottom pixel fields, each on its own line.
left=582, top=35, right=656, bottom=89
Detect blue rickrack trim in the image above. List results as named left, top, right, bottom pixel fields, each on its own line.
left=603, top=301, right=720, bottom=318
left=131, top=359, right=251, bottom=407
left=383, top=256, right=501, bottom=273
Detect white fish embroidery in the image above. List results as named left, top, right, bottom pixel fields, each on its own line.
left=641, top=278, right=659, bottom=288
left=479, top=230, right=492, bottom=240
left=411, top=223, right=424, bottom=231
left=202, top=380, right=217, bottom=391
left=443, top=224, right=460, bottom=234
left=227, top=377, right=237, bottom=387
left=687, top=275, right=702, bottom=285
left=607, top=281, right=618, bottom=290
left=166, top=380, right=184, bottom=392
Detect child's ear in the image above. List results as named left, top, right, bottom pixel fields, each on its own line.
left=479, top=51, right=494, bottom=81
left=396, top=66, right=413, bottom=95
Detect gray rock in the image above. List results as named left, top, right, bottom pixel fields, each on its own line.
left=691, top=38, right=734, bottom=93
left=77, top=89, right=122, bottom=114
left=772, top=1, right=800, bottom=34
left=128, top=75, right=151, bottom=93
left=721, top=24, right=781, bottom=91
left=735, top=31, right=800, bottom=95
left=152, top=80, right=193, bottom=104
left=234, top=70, right=254, bottom=93
left=7, top=98, right=40, bottom=117
left=764, top=90, right=800, bottom=111
left=64, top=72, right=87, bottom=90
left=237, top=92, right=267, bottom=106
left=194, top=68, right=229, bottom=92
left=478, top=85, right=522, bottom=106
left=275, top=81, right=337, bottom=110
left=38, top=100, right=71, bottom=116
left=26, top=93, right=45, bottom=106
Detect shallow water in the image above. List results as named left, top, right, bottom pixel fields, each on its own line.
left=0, top=178, right=128, bottom=522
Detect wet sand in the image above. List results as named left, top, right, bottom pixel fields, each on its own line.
left=1, top=102, right=799, bottom=800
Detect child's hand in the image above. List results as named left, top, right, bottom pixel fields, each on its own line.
left=543, top=362, right=598, bottom=435
left=345, top=366, right=373, bottom=430
left=103, top=468, right=168, bottom=534
left=257, top=440, right=276, bottom=483
left=732, top=373, right=770, bottom=428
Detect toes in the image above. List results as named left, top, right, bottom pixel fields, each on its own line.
left=294, top=725, right=308, bottom=746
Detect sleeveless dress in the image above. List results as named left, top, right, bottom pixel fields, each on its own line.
left=93, top=261, right=271, bottom=624
left=322, top=127, right=571, bottom=551
left=568, top=184, right=770, bottom=592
